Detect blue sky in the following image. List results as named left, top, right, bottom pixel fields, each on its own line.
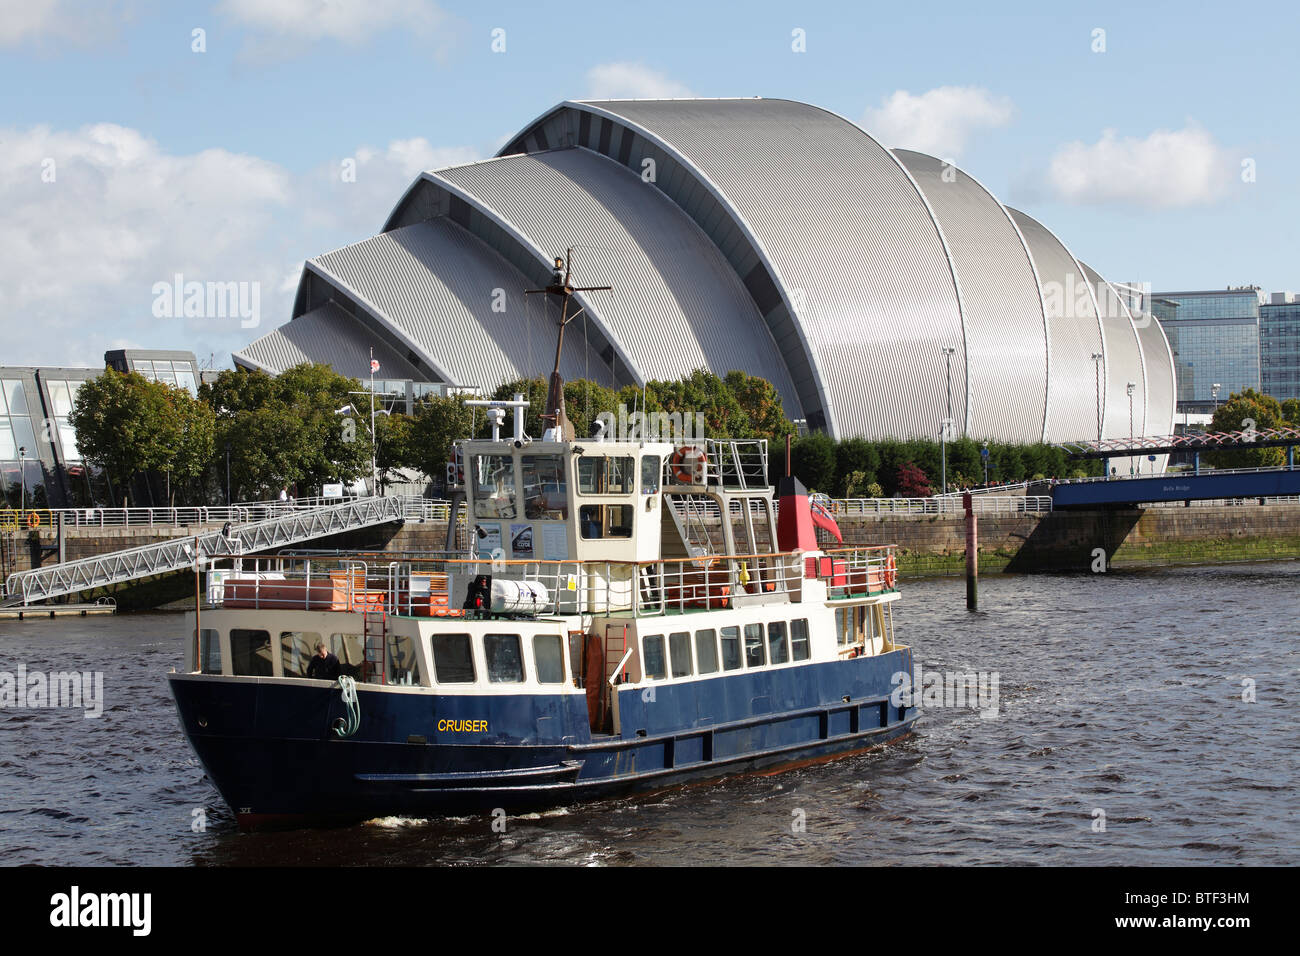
left=2, top=0, right=1296, bottom=369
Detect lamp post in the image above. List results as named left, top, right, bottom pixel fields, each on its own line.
left=1126, top=382, right=1136, bottom=475
left=18, top=445, right=26, bottom=511
left=1211, top=382, right=1221, bottom=413
left=941, top=347, right=956, bottom=495
left=1091, top=353, right=1104, bottom=442
left=225, top=442, right=232, bottom=506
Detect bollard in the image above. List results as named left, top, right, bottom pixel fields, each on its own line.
left=964, top=491, right=978, bottom=610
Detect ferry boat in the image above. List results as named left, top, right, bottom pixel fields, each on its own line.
left=168, top=258, right=918, bottom=830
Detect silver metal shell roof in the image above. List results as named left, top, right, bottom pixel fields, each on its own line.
left=234, top=301, right=422, bottom=380
left=505, top=98, right=968, bottom=439
left=894, top=150, right=1049, bottom=443
left=1006, top=208, right=1107, bottom=442
left=391, top=147, right=802, bottom=414
left=1078, top=260, right=1148, bottom=439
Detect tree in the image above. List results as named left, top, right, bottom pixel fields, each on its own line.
left=723, top=370, right=796, bottom=442
left=896, top=461, right=932, bottom=497
left=201, top=364, right=373, bottom=499
left=405, top=394, right=474, bottom=480
left=1207, top=389, right=1285, bottom=469
left=790, top=432, right=836, bottom=492
left=69, top=370, right=212, bottom=506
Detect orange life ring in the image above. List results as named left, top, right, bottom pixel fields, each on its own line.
left=26, top=512, right=40, bottom=530
left=883, top=553, right=897, bottom=590
left=670, top=445, right=708, bottom=484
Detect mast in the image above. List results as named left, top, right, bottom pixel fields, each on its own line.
left=524, top=248, right=611, bottom=440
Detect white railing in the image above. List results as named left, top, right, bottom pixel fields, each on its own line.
left=815, top=495, right=1053, bottom=516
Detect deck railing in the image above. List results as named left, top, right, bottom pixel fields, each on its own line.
left=205, top=544, right=900, bottom=619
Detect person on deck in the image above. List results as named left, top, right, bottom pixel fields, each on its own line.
left=305, top=642, right=341, bottom=681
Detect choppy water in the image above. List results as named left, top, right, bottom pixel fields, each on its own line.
left=2, top=563, right=1297, bottom=866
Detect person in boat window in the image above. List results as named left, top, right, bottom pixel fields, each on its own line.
left=306, top=642, right=341, bottom=681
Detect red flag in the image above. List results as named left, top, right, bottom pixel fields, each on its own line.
left=809, top=498, right=843, bottom=543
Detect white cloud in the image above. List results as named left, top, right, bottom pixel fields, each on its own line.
left=1045, top=125, right=1239, bottom=208
left=0, top=0, right=127, bottom=48
left=863, top=86, right=1014, bottom=158
left=585, top=62, right=693, bottom=100
left=217, top=0, right=449, bottom=44
left=0, top=121, right=482, bottom=368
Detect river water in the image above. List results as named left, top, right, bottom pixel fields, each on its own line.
left=2, top=562, right=1297, bottom=866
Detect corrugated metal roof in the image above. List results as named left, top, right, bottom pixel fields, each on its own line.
left=233, top=301, right=422, bottom=380
left=306, top=218, right=606, bottom=390
left=1006, top=208, right=1107, bottom=442
left=547, top=98, right=968, bottom=440
left=426, top=148, right=803, bottom=415
left=894, top=150, right=1049, bottom=443
left=1079, top=261, right=1147, bottom=439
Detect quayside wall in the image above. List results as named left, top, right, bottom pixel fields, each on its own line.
left=6, top=504, right=1300, bottom=607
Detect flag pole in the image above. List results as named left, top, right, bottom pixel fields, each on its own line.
left=370, top=347, right=378, bottom=496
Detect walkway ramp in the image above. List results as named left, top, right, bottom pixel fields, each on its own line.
left=2, top=497, right=407, bottom=605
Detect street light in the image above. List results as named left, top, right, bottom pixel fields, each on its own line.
left=17, top=445, right=26, bottom=511
left=1126, top=382, right=1136, bottom=475
left=941, top=346, right=956, bottom=495
left=1091, top=353, right=1104, bottom=442
left=1211, top=382, right=1221, bottom=412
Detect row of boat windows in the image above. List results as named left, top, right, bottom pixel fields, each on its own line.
left=199, top=627, right=567, bottom=686
left=641, top=619, right=811, bottom=681
left=472, top=454, right=661, bottom=520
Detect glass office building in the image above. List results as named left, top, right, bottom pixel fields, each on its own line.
left=1261, top=296, right=1300, bottom=401
left=1151, top=289, right=1261, bottom=412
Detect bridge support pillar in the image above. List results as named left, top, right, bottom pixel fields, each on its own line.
left=1194, top=452, right=1201, bottom=476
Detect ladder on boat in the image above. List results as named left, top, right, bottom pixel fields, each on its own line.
left=363, top=609, right=387, bottom=685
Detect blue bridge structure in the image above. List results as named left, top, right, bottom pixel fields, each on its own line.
left=1052, top=427, right=1300, bottom=508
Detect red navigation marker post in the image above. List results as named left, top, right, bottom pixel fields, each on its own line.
left=964, top=492, right=978, bottom=611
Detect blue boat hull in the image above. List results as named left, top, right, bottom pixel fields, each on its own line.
left=169, top=648, right=918, bottom=830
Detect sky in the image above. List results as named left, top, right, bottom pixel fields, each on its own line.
left=2, top=0, right=1296, bottom=370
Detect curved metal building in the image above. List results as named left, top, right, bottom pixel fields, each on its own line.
left=235, top=96, right=1176, bottom=445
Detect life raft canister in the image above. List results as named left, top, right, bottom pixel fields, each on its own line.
left=670, top=445, right=708, bottom=484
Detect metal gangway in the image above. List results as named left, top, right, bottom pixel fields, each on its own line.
left=1, top=496, right=409, bottom=606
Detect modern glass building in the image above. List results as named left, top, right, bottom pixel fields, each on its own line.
left=1261, top=293, right=1300, bottom=401
left=1, top=349, right=206, bottom=509
left=1150, top=288, right=1261, bottom=412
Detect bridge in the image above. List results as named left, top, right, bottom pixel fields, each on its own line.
left=1053, top=427, right=1300, bottom=508
left=1, top=496, right=425, bottom=606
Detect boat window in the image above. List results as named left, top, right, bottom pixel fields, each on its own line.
left=521, top=455, right=568, bottom=519
left=431, top=633, right=476, bottom=683
left=768, top=621, right=789, bottom=665
left=743, top=623, right=766, bottom=668
left=280, top=630, right=322, bottom=677
left=695, top=628, right=719, bottom=675
left=330, top=634, right=365, bottom=678
left=473, top=454, right=517, bottom=518
left=642, top=634, right=667, bottom=680
left=834, top=607, right=848, bottom=645
left=790, top=619, right=810, bottom=661
left=484, top=633, right=525, bottom=683
left=199, top=628, right=222, bottom=675
left=230, top=628, right=273, bottom=677
left=533, top=634, right=565, bottom=684
left=386, top=634, right=423, bottom=686
left=579, top=504, right=634, bottom=538
left=641, top=456, right=660, bottom=494
left=578, top=456, right=634, bottom=494
left=669, top=631, right=692, bottom=678
left=720, top=626, right=742, bottom=671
